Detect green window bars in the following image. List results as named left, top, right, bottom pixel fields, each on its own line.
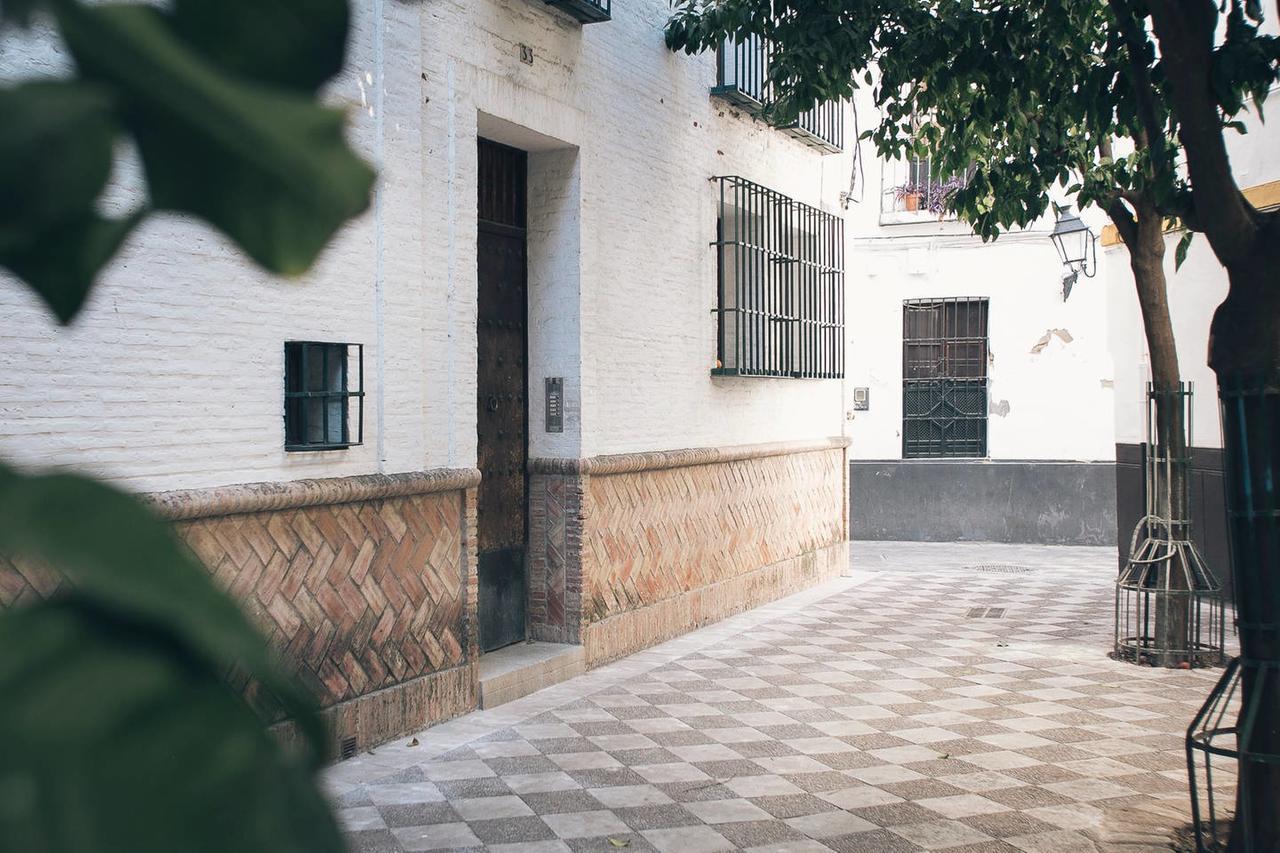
left=284, top=341, right=365, bottom=451
left=712, top=176, right=845, bottom=379
left=902, top=298, right=989, bottom=458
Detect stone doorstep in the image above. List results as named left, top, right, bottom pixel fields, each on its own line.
left=477, top=641, right=587, bottom=710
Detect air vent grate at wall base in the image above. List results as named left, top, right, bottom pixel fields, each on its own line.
left=341, top=736, right=358, bottom=760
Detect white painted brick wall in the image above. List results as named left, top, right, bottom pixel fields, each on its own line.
left=0, top=0, right=849, bottom=493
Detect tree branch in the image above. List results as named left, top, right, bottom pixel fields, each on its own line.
left=1108, top=0, right=1172, bottom=183
left=1107, top=197, right=1139, bottom=248
left=1146, top=0, right=1259, bottom=265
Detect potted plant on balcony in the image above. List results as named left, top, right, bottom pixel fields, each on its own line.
left=893, top=182, right=923, bottom=212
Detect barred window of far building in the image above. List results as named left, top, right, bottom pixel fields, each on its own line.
left=712, top=175, right=845, bottom=379
left=902, top=298, right=988, bottom=458
left=284, top=342, right=364, bottom=451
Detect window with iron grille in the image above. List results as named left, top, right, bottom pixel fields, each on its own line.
left=284, top=342, right=364, bottom=451
left=713, top=176, right=844, bottom=379
left=902, top=298, right=988, bottom=457
left=712, top=35, right=843, bottom=153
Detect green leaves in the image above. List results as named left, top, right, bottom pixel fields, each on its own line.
left=55, top=1, right=375, bottom=278
left=170, top=0, right=349, bottom=94
left=0, top=82, right=114, bottom=229
left=0, top=465, right=326, bottom=756
left=0, top=0, right=373, bottom=324
left=0, top=81, right=140, bottom=323
left=1176, top=231, right=1194, bottom=271
left=0, top=212, right=144, bottom=324
left=0, top=465, right=342, bottom=852
left=0, top=598, right=344, bottom=853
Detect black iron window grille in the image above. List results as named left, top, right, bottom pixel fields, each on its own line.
left=712, top=35, right=844, bottom=153
left=712, top=176, right=845, bottom=379
left=541, top=0, right=610, bottom=23
left=902, top=298, right=988, bottom=458
left=284, top=341, right=364, bottom=451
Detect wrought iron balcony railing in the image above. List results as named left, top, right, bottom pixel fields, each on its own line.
left=712, top=36, right=843, bottom=153
left=543, top=0, right=610, bottom=23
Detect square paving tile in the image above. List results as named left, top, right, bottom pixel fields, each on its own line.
left=786, top=809, right=878, bottom=838
left=641, top=824, right=735, bottom=853
left=540, top=810, right=631, bottom=839
left=390, top=822, right=481, bottom=851
left=685, top=798, right=773, bottom=824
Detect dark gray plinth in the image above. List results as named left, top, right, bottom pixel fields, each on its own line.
left=850, top=459, right=1117, bottom=546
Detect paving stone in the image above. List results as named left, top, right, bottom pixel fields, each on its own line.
left=378, top=802, right=460, bottom=828
left=716, top=818, right=812, bottom=847
left=469, top=816, right=559, bottom=844
left=390, top=822, right=481, bottom=851
left=346, top=828, right=404, bottom=853
left=641, top=824, right=734, bottom=853
left=540, top=810, right=630, bottom=839
left=614, top=804, right=703, bottom=830
left=519, top=789, right=607, bottom=815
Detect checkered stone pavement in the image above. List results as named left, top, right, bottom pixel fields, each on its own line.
left=325, top=542, right=1232, bottom=852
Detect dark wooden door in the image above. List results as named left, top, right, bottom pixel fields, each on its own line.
left=477, top=139, right=528, bottom=652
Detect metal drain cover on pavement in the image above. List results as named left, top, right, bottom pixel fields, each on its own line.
left=970, top=564, right=1033, bottom=574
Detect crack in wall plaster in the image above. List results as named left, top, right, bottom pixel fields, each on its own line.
left=1030, top=328, right=1074, bottom=354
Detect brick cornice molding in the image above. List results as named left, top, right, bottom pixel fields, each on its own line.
left=144, top=468, right=482, bottom=521
left=528, top=436, right=850, bottom=477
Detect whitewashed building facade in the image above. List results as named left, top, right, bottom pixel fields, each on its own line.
left=0, top=1, right=854, bottom=750
left=843, top=88, right=1119, bottom=547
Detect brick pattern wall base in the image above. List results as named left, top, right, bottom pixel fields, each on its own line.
left=0, top=470, right=481, bottom=756
left=582, top=541, right=847, bottom=666
left=529, top=439, right=849, bottom=665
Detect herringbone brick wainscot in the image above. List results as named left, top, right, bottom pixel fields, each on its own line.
left=0, top=470, right=481, bottom=756
left=529, top=438, right=849, bottom=666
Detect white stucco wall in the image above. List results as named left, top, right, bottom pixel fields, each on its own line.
left=0, top=0, right=850, bottom=492
left=843, top=93, right=1117, bottom=463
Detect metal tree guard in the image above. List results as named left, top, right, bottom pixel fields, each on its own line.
left=1115, top=383, right=1226, bottom=668
left=1186, top=379, right=1280, bottom=852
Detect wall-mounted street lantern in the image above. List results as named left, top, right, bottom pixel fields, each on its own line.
left=1049, top=202, right=1097, bottom=301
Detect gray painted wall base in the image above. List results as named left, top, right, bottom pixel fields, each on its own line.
left=850, top=460, right=1117, bottom=546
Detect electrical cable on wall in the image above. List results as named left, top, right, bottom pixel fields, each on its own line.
left=841, top=97, right=864, bottom=209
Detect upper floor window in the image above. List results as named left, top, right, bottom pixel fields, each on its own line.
left=712, top=176, right=845, bottom=379
left=883, top=155, right=973, bottom=222
left=902, top=298, right=988, bottom=458
left=712, top=35, right=843, bottom=153
left=541, top=0, right=610, bottom=23
left=284, top=341, right=365, bottom=452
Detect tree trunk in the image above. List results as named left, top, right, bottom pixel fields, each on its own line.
left=1118, top=201, right=1191, bottom=667
left=1144, top=2, right=1278, bottom=843
left=1210, top=225, right=1280, bottom=852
